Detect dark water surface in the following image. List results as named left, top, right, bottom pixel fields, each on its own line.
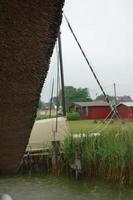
left=0, top=175, right=133, bottom=200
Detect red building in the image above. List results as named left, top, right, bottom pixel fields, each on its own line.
left=117, top=102, right=133, bottom=119
left=74, top=101, right=112, bottom=120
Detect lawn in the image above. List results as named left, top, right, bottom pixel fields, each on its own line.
left=68, top=119, right=133, bottom=133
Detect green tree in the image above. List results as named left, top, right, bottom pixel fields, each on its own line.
left=96, top=94, right=115, bottom=102
left=38, top=100, right=45, bottom=110
left=55, top=86, right=92, bottom=110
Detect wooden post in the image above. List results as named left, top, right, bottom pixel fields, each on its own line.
left=51, top=141, right=60, bottom=174
left=58, top=31, right=66, bottom=116
left=75, top=148, right=82, bottom=180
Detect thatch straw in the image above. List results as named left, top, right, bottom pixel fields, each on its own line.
left=0, top=0, right=64, bottom=173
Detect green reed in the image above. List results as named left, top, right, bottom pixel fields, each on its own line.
left=62, top=129, right=133, bottom=184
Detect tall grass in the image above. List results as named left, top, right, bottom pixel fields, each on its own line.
left=62, top=130, right=133, bottom=184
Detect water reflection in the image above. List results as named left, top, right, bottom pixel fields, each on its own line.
left=0, top=175, right=132, bottom=200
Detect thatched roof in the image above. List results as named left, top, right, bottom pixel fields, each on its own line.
left=0, top=0, right=64, bottom=173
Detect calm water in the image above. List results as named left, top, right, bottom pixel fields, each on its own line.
left=0, top=175, right=133, bottom=200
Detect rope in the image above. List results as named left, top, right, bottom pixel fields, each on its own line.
left=64, top=14, right=120, bottom=120
left=98, top=112, right=116, bottom=133
left=88, top=109, right=113, bottom=133
left=64, top=14, right=110, bottom=103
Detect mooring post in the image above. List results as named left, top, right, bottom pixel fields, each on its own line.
left=51, top=141, right=60, bottom=174
left=75, top=148, right=82, bottom=180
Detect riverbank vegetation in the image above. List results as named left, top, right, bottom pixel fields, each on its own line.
left=62, top=129, right=133, bottom=185
left=20, top=118, right=133, bottom=185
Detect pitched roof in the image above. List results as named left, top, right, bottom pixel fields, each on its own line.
left=117, top=102, right=133, bottom=107
left=116, top=96, right=133, bottom=102
left=74, top=101, right=110, bottom=107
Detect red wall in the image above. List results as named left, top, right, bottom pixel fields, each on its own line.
left=89, top=106, right=111, bottom=120
left=75, top=104, right=133, bottom=120
left=117, top=105, right=133, bottom=119
left=129, top=108, right=133, bottom=119
left=75, top=105, right=112, bottom=120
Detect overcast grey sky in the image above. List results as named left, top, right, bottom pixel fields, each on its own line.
left=41, top=0, right=133, bottom=102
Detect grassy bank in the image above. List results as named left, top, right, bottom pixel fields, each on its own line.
left=20, top=128, right=133, bottom=185
left=36, top=115, right=48, bottom=120
left=68, top=120, right=133, bottom=133
left=36, top=115, right=62, bottom=121
left=62, top=129, right=133, bottom=185
left=21, top=119, right=133, bottom=185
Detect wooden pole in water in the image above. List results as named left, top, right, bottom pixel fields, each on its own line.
left=58, top=31, right=66, bottom=116
left=49, top=79, right=54, bottom=118
left=55, top=49, right=60, bottom=132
